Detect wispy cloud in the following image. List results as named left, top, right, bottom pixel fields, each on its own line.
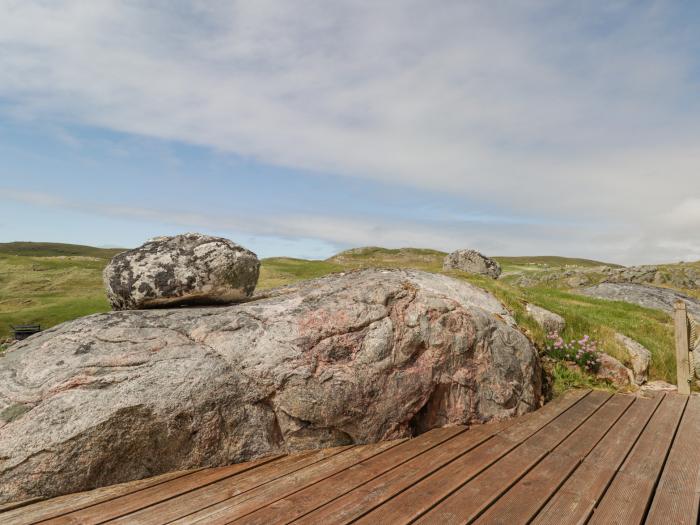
left=0, top=1, right=699, bottom=262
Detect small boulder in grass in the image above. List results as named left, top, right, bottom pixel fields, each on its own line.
left=443, top=249, right=501, bottom=279
left=103, top=233, right=260, bottom=310
left=526, top=303, right=565, bottom=334
left=596, top=353, right=634, bottom=388
left=614, top=333, right=651, bottom=386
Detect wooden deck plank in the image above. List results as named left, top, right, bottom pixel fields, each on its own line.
left=229, top=426, right=466, bottom=525
left=41, top=449, right=339, bottom=525
left=646, top=394, right=700, bottom=525
left=97, top=445, right=361, bottom=525
left=588, top=393, right=687, bottom=525
left=164, top=439, right=406, bottom=524
left=412, top=390, right=611, bottom=525
left=293, top=389, right=592, bottom=525
left=0, top=468, right=205, bottom=525
left=532, top=394, right=663, bottom=525
left=473, top=394, right=634, bottom=524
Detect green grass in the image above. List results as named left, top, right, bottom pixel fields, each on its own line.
left=0, top=241, right=123, bottom=259
left=522, top=288, right=675, bottom=382
left=258, top=257, right=345, bottom=289
left=0, top=253, right=113, bottom=340
left=549, top=362, right=615, bottom=397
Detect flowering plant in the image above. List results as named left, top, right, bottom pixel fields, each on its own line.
left=545, top=332, right=601, bottom=373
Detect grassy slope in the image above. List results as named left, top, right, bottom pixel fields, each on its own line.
left=0, top=242, right=123, bottom=259
left=0, top=243, right=679, bottom=386
left=0, top=244, right=121, bottom=340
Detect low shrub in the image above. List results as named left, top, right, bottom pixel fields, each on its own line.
left=545, top=332, right=601, bottom=373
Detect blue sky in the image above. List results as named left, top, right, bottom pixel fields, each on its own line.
left=1, top=1, right=699, bottom=263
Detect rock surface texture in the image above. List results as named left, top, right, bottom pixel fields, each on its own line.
left=0, top=268, right=541, bottom=504
left=443, top=249, right=502, bottom=279
left=103, top=233, right=260, bottom=310
left=525, top=303, right=566, bottom=334
left=579, top=283, right=700, bottom=319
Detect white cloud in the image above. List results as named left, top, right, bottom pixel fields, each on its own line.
left=0, top=1, right=699, bottom=262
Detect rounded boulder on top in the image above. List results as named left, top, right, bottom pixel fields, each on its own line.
left=103, top=233, right=260, bottom=310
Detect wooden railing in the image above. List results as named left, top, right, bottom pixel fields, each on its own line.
left=675, top=301, right=692, bottom=394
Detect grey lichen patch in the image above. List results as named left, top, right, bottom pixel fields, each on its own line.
left=1, top=403, right=32, bottom=423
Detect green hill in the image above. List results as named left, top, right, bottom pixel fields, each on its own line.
left=0, top=242, right=123, bottom=259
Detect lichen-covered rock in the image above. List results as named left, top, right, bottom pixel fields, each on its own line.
left=103, top=233, right=260, bottom=310
left=614, top=333, right=651, bottom=385
left=0, top=268, right=541, bottom=504
left=525, top=303, right=566, bottom=334
left=443, top=249, right=502, bottom=279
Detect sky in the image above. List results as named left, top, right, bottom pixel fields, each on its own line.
left=0, top=1, right=699, bottom=264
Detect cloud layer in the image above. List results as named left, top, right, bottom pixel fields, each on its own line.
left=1, top=1, right=699, bottom=262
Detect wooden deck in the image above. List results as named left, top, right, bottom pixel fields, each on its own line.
left=3, top=390, right=700, bottom=524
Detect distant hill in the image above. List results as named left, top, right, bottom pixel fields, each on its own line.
left=327, top=247, right=622, bottom=273
left=327, top=247, right=447, bottom=272
left=0, top=242, right=124, bottom=259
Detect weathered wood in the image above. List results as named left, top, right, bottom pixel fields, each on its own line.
left=42, top=453, right=301, bottom=524
left=412, top=391, right=610, bottom=525
left=0, top=468, right=204, bottom=525
left=675, top=301, right=691, bottom=395
left=151, top=441, right=403, bottom=525
left=235, top=426, right=466, bottom=525
left=355, top=391, right=596, bottom=525
left=101, top=446, right=359, bottom=525
left=474, top=393, right=634, bottom=524
left=588, top=393, right=687, bottom=524
left=295, top=390, right=591, bottom=525
left=646, top=394, right=700, bottom=525
left=532, top=394, right=663, bottom=524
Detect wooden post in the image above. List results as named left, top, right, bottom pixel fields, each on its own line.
left=674, top=301, right=691, bottom=395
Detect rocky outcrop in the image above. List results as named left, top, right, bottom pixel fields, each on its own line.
left=614, top=333, right=651, bottom=385
left=512, top=262, right=700, bottom=290
left=103, top=233, right=260, bottom=310
left=605, top=265, right=659, bottom=285
left=0, top=268, right=541, bottom=504
left=579, top=283, right=700, bottom=318
left=606, top=265, right=700, bottom=289
left=443, top=249, right=502, bottom=279
left=525, top=304, right=565, bottom=334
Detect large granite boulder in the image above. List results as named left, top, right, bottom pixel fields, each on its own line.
left=103, top=233, right=260, bottom=310
left=0, top=269, right=541, bottom=504
left=443, top=249, right=502, bottom=279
